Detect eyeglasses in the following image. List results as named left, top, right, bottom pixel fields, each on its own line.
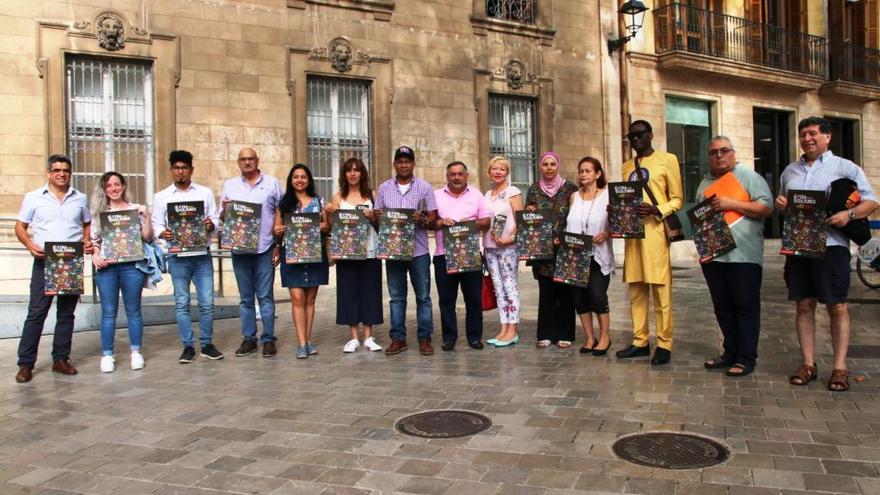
left=50, top=168, right=72, bottom=174
left=626, top=130, right=650, bottom=140
left=708, top=148, right=733, bottom=157
left=171, top=165, right=192, bottom=171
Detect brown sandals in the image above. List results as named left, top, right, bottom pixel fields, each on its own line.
left=828, top=369, right=850, bottom=392
left=789, top=364, right=817, bottom=385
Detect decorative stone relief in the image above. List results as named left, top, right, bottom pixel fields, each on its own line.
left=496, top=59, right=538, bottom=90
left=329, top=37, right=354, bottom=73
left=96, top=12, right=125, bottom=51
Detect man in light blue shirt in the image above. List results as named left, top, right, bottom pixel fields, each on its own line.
left=696, top=137, right=772, bottom=378
left=15, top=154, right=92, bottom=383
left=776, top=116, right=878, bottom=392
left=220, top=147, right=283, bottom=358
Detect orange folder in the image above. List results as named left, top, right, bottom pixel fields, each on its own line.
left=703, top=171, right=750, bottom=226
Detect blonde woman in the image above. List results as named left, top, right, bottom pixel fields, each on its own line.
left=483, top=157, right=523, bottom=346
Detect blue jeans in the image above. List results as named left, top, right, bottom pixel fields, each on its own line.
left=95, top=262, right=147, bottom=355
left=168, top=254, right=215, bottom=347
left=385, top=254, right=433, bottom=342
left=231, top=248, right=276, bottom=343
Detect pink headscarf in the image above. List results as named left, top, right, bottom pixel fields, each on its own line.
left=538, top=151, right=564, bottom=197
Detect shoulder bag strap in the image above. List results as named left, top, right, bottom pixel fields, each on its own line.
left=634, top=156, right=661, bottom=208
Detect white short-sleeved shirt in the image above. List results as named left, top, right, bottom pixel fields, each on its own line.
left=151, top=182, right=219, bottom=255
left=18, top=184, right=90, bottom=247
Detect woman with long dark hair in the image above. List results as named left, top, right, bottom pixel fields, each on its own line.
left=525, top=152, right=578, bottom=349
left=90, top=172, right=153, bottom=372
left=324, top=158, right=384, bottom=353
left=273, top=164, right=329, bottom=359
left=566, top=157, right=613, bottom=355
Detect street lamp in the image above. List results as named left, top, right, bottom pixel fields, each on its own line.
left=607, top=1, right=649, bottom=53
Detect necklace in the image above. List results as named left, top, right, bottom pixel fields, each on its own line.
left=579, top=187, right=597, bottom=235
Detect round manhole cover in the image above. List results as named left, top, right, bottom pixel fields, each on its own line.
left=396, top=410, right=492, bottom=438
left=613, top=432, right=729, bottom=469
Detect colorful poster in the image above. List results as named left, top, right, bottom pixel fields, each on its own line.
left=284, top=212, right=323, bottom=264
left=330, top=210, right=369, bottom=260
left=99, top=209, right=144, bottom=263
left=780, top=189, right=827, bottom=258
left=515, top=210, right=554, bottom=260
left=442, top=220, right=482, bottom=273
left=377, top=208, right=415, bottom=260
left=221, top=201, right=262, bottom=254
left=688, top=195, right=737, bottom=263
left=608, top=181, right=645, bottom=239
left=167, top=201, right=208, bottom=254
left=44, top=242, right=84, bottom=295
left=490, top=214, right=507, bottom=241
left=553, top=232, right=592, bottom=288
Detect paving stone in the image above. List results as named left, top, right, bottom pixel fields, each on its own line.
left=821, top=459, right=879, bottom=477
left=802, top=473, right=861, bottom=493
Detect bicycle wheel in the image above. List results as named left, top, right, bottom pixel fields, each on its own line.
left=856, top=257, right=880, bottom=289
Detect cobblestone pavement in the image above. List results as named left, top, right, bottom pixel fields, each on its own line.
left=1, top=254, right=878, bottom=494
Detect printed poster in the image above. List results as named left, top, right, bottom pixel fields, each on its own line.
left=221, top=201, right=262, bottom=254
left=330, top=210, right=370, bottom=260
left=377, top=208, right=415, bottom=260
left=688, top=195, right=737, bottom=263
left=553, top=232, right=593, bottom=288
left=167, top=201, right=208, bottom=254
left=284, top=212, right=323, bottom=264
left=780, top=189, right=827, bottom=258
left=44, top=242, right=84, bottom=296
left=99, top=209, right=144, bottom=263
left=442, top=220, right=482, bottom=273
left=608, top=181, right=645, bottom=239
left=515, top=210, right=554, bottom=261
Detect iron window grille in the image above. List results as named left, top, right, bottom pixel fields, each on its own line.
left=488, top=94, right=537, bottom=191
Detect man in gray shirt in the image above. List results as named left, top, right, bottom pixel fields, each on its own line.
left=696, top=137, right=772, bottom=378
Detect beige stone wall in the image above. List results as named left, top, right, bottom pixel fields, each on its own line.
left=0, top=0, right=612, bottom=216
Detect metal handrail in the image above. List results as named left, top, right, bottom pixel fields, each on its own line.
left=654, top=3, right=827, bottom=78
left=829, top=42, right=880, bottom=87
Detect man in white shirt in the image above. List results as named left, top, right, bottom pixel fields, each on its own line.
left=152, top=150, right=224, bottom=364
left=15, top=154, right=92, bottom=383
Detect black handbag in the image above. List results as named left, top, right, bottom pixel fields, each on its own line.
left=634, top=157, right=684, bottom=243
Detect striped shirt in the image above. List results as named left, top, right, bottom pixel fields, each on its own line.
left=780, top=151, right=877, bottom=247
left=375, top=176, right=438, bottom=258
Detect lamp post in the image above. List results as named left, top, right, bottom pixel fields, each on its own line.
left=609, top=0, right=650, bottom=160
left=608, top=1, right=648, bottom=53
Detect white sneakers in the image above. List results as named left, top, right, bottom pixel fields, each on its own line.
left=363, top=337, right=383, bottom=352
left=131, top=351, right=145, bottom=370
left=100, top=351, right=145, bottom=373
left=343, top=339, right=360, bottom=353
left=100, top=355, right=115, bottom=373
left=343, top=337, right=383, bottom=353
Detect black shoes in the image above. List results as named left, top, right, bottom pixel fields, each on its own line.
left=441, top=341, right=455, bottom=352
left=468, top=341, right=484, bottom=350
left=651, top=348, right=671, bottom=366
left=179, top=347, right=196, bottom=364
left=616, top=344, right=650, bottom=359
left=262, top=342, right=277, bottom=358
left=200, top=344, right=224, bottom=360
left=235, top=339, right=258, bottom=357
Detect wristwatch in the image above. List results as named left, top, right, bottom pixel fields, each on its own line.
left=848, top=208, right=857, bottom=220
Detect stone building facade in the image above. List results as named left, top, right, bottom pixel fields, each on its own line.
left=1, top=0, right=877, bottom=236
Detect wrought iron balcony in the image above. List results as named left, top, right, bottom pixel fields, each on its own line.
left=654, top=3, right=826, bottom=80
left=829, top=42, right=880, bottom=87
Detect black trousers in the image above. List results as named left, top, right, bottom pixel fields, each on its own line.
left=536, top=274, right=575, bottom=343
left=18, top=258, right=79, bottom=366
left=433, top=255, right=483, bottom=344
left=700, top=261, right=762, bottom=367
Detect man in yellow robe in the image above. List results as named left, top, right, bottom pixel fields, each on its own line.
left=616, top=120, right=683, bottom=365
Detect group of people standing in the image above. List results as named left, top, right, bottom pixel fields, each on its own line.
left=13, top=117, right=877, bottom=393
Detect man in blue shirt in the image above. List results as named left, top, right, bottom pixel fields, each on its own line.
left=776, top=117, right=878, bottom=392
left=15, top=155, right=93, bottom=383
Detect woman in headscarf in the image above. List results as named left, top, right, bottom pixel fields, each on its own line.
left=525, top=152, right=579, bottom=348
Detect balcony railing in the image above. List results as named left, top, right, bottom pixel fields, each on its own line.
left=829, top=42, right=880, bottom=87
left=654, top=3, right=826, bottom=78
left=487, top=0, right=536, bottom=25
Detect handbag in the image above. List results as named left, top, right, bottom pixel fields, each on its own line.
left=635, top=157, right=685, bottom=243
left=481, top=258, right=497, bottom=311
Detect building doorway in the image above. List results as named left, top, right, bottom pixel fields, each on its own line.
left=753, top=108, right=791, bottom=238
left=825, top=116, right=857, bottom=162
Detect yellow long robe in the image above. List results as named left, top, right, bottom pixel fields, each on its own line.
left=621, top=150, right=683, bottom=285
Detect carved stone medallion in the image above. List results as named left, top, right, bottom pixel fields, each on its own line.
left=329, top=37, right=353, bottom=73
left=96, top=13, right=125, bottom=51
left=505, top=60, right=526, bottom=90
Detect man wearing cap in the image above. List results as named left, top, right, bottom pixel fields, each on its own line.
left=374, top=146, right=439, bottom=356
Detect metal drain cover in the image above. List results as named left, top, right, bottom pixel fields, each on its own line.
left=396, top=410, right=492, bottom=438
left=613, top=432, right=729, bottom=469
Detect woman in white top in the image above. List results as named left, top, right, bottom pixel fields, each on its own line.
left=565, top=157, right=613, bottom=356
left=90, top=172, right=154, bottom=372
left=483, top=156, right=523, bottom=346
left=324, top=158, right=384, bottom=353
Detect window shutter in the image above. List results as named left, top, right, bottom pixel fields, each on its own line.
left=869, top=0, right=879, bottom=49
